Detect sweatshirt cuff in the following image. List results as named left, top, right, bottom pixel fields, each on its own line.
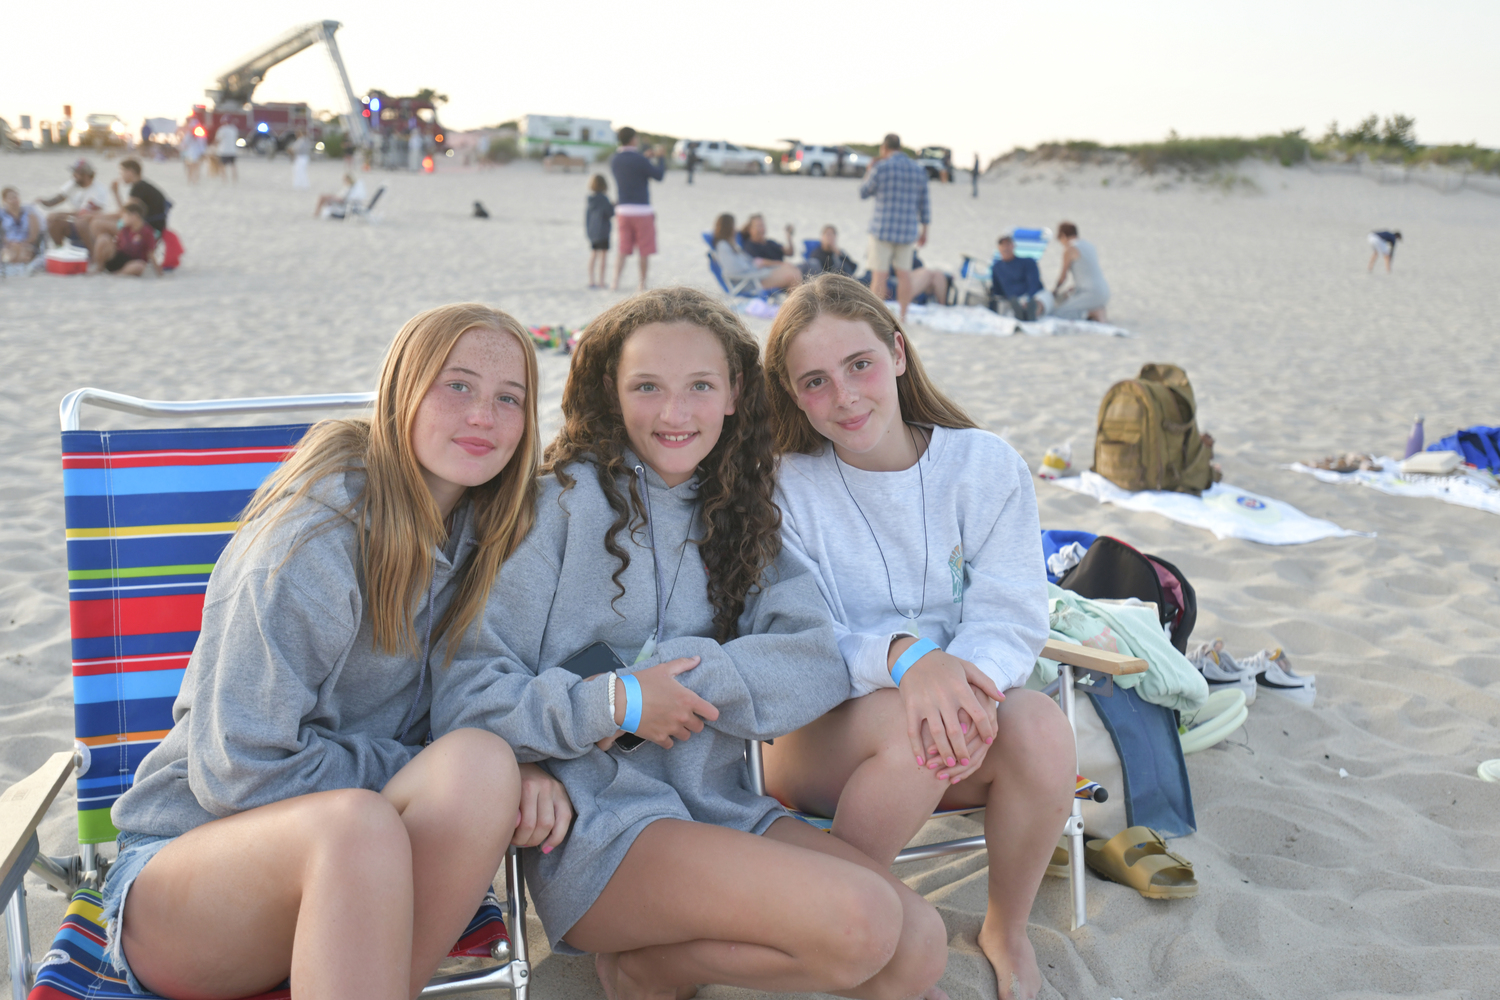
left=970, top=655, right=1032, bottom=695
left=844, top=631, right=916, bottom=696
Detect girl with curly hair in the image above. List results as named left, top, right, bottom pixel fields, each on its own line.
left=435, top=286, right=947, bottom=1000
left=103, top=303, right=571, bottom=1000
left=761, top=274, right=1077, bottom=1000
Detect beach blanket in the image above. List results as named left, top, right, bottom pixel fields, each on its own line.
left=897, top=304, right=1130, bottom=338
left=1287, top=456, right=1500, bottom=517
left=1049, top=471, right=1372, bottom=544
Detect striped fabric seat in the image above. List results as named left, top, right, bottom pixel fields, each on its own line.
left=42, top=423, right=508, bottom=1000
left=29, top=888, right=508, bottom=1000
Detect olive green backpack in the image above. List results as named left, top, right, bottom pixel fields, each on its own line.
left=1092, top=363, right=1216, bottom=495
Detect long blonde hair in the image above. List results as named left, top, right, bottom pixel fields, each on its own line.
left=542, top=287, right=780, bottom=642
left=764, top=274, right=978, bottom=454
left=240, top=303, right=541, bottom=660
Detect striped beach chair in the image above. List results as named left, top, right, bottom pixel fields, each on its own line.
left=1, top=388, right=530, bottom=1000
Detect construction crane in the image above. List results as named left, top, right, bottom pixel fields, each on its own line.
left=204, top=20, right=370, bottom=148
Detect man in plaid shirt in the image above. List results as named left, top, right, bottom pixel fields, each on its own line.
left=859, top=133, right=931, bottom=320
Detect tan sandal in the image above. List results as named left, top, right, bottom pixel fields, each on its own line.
left=1084, top=826, right=1198, bottom=899
left=1046, top=840, right=1070, bottom=878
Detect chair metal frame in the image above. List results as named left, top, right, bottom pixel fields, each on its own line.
left=2, top=388, right=531, bottom=1000
left=701, top=233, right=769, bottom=299
left=747, top=639, right=1145, bottom=931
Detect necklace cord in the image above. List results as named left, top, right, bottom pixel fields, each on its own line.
left=832, top=424, right=928, bottom=621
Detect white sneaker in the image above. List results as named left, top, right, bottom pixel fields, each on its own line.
left=1187, top=639, right=1258, bottom=705
left=1250, top=648, right=1316, bottom=706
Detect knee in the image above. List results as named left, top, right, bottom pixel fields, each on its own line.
left=426, top=728, right=519, bottom=800
left=997, top=690, right=1076, bottom=785
left=311, top=788, right=407, bottom=856
left=816, top=871, right=905, bottom=990
left=871, top=896, right=947, bottom=1000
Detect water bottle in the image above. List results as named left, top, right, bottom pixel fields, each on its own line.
left=1404, top=415, right=1424, bottom=459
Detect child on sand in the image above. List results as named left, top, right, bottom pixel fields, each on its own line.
left=434, top=287, right=948, bottom=1000
left=96, top=202, right=157, bottom=276
left=98, top=304, right=565, bottom=998
left=762, top=274, right=1076, bottom=1000
left=585, top=174, right=614, bottom=289
left=1368, top=230, right=1402, bottom=272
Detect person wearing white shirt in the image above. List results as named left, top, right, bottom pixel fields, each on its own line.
left=761, top=273, right=1075, bottom=1000
left=36, top=159, right=111, bottom=247
left=214, top=122, right=240, bottom=182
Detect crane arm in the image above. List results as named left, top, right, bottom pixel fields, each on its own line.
left=208, top=20, right=337, bottom=107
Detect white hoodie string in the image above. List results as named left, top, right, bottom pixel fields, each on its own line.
left=632, top=464, right=694, bottom=665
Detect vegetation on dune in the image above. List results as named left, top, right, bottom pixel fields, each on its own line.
left=1003, top=116, right=1499, bottom=175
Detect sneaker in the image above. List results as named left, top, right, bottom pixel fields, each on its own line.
left=1187, top=639, right=1258, bottom=705
left=1250, top=648, right=1316, bottom=706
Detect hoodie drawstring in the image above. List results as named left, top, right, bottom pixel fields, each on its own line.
left=634, top=464, right=667, bottom=664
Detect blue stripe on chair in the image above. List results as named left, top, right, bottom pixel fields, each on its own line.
left=75, top=696, right=176, bottom=739
left=66, top=491, right=255, bottom=529
left=69, top=582, right=210, bottom=599
left=61, top=424, right=314, bottom=454
left=77, top=774, right=133, bottom=791
left=72, top=631, right=200, bottom=661
left=64, top=463, right=282, bottom=497
left=79, top=743, right=158, bottom=783
left=67, top=534, right=234, bottom=570
left=74, top=670, right=187, bottom=705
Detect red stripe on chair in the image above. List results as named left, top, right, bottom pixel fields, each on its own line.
left=74, top=654, right=192, bottom=676
left=61, top=447, right=297, bottom=470
left=69, top=595, right=205, bottom=639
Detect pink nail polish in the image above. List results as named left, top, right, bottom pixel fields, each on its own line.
left=542, top=845, right=552, bottom=854
left=946, top=757, right=956, bottom=767
left=961, top=758, right=970, bottom=766
left=962, top=723, right=969, bottom=733
left=937, top=773, right=948, bottom=781
left=917, top=755, right=926, bottom=765
left=985, top=736, right=994, bottom=744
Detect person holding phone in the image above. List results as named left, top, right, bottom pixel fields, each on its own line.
left=434, top=287, right=949, bottom=1000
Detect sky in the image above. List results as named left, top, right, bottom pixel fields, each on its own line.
left=6, top=1, right=1498, bottom=160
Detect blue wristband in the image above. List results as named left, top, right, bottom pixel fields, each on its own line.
left=620, top=674, right=644, bottom=734
left=890, top=637, right=941, bottom=687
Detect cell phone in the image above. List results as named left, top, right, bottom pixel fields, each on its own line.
left=556, top=641, right=646, bottom=752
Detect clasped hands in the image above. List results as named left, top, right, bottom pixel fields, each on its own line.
left=593, top=656, right=719, bottom=752
left=888, top=636, right=1004, bottom=785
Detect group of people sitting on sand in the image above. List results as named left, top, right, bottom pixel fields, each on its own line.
left=98, top=274, right=1070, bottom=1000
left=712, top=213, right=953, bottom=303
left=988, top=222, right=1111, bottom=322
left=2, top=157, right=172, bottom=275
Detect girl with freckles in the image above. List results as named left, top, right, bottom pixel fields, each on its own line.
left=435, top=287, right=950, bottom=1000
left=100, top=304, right=572, bottom=1000
left=762, top=274, right=1077, bottom=1000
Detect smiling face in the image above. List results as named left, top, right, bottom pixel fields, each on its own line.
left=612, top=321, right=738, bottom=487
left=410, top=327, right=529, bottom=515
left=784, top=313, right=913, bottom=471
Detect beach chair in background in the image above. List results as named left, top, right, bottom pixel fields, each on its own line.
left=328, top=185, right=386, bottom=221
left=747, top=639, right=1146, bottom=930
left=0, top=388, right=530, bottom=1000
left=701, top=233, right=772, bottom=300
left=958, top=227, right=1053, bottom=307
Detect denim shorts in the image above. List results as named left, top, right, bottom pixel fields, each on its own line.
left=99, top=832, right=177, bottom=995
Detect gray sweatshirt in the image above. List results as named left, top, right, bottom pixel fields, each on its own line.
left=433, top=456, right=849, bottom=952
left=112, top=471, right=476, bottom=838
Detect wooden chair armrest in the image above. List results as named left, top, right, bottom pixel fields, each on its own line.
left=0, top=750, right=77, bottom=882
left=1042, top=639, right=1148, bottom=676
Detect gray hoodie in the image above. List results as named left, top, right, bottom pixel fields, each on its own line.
left=433, top=456, right=849, bottom=952
left=112, top=470, right=477, bottom=838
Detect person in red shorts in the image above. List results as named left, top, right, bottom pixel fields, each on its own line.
left=608, top=126, right=665, bottom=291
left=96, top=201, right=158, bottom=276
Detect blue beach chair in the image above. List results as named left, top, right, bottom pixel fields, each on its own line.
left=747, top=637, right=1146, bottom=930
left=1, top=388, right=531, bottom=1000
left=702, top=233, right=773, bottom=300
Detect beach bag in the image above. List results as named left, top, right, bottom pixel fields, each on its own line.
left=1092, top=363, right=1215, bottom=495
left=160, top=230, right=184, bottom=270
left=1428, top=426, right=1500, bottom=474
left=1057, top=535, right=1197, bottom=654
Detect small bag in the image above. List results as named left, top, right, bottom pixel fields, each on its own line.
left=1057, top=535, right=1198, bottom=654
left=1092, top=363, right=1216, bottom=495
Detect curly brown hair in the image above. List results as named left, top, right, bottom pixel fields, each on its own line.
left=542, top=287, right=780, bottom=642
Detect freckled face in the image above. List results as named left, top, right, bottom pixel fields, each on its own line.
left=612, top=321, right=738, bottom=488
left=784, top=314, right=908, bottom=459
left=410, top=328, right=529, bottom=511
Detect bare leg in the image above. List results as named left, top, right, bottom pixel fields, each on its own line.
left=870, top=268, right=889, bottom=302
left=121, top=728, right=519, bottom=1000
left=766, top=689, right=1075, bottom=1000
left=93, top=234, right=116, bottom=270
left=1368, top=250, right=1377, bottom=272
left=638, top=253, right=650, bottom=291
left=612, top=251, right=627, bottom=290
left=121, top=259, right=147, bottom=276
left=565, top=816, right=942, bottom=1000
left=895, top=268, right=913, bottom=321
left=47, top=212, right=71, bottom=246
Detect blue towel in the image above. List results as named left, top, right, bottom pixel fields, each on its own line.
left=1088, top=687, right=1196, bottom=837
left=1428, top=426, right=1500, bottom=473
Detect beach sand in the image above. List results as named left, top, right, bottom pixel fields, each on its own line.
left=2, top=149, right=1498, bottom=999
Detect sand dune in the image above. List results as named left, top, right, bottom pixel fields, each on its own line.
left=2, top=149, right=1498, bottom=999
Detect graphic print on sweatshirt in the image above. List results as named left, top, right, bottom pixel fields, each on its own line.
left=949, top=543, right=963, bottom=602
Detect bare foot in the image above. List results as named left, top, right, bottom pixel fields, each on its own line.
left=977, top=922, right=1042, bottom=1000
left=594, top=952, right=698, bottom=1000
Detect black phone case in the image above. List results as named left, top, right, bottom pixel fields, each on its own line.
left=556, top=642, right=645, bottom=751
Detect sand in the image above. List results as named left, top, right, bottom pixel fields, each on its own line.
left=2, top=148, right=1498, bottom=1000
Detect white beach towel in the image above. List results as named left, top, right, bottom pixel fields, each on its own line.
left=897, top=304, right=1130, bottom=338
left=1049, top=472, right=1373, bottom=544
left=1287, top=457, right=1500, bottom=517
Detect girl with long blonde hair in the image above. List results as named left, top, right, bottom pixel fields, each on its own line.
left=101, top=303, right=572, bottom=1000
left=435, top=287, right=948, bottom=1000
left=762, top=274, right=1077, bottom=1000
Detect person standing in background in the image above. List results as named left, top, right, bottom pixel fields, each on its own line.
left=972, top=153, right=980, bottom=197
left=609, top=127, right=665, bottom=291
left=181, top=125, right=206, bottom=184
left=686, top=143, right=699, bottom=184
left=859, top=133, right=930, bottom=322
left=291, top=132, right=312, bottom=189
left=585, top=174, right=614, bottom=289
left=214, top=120, right=240, bottom=182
